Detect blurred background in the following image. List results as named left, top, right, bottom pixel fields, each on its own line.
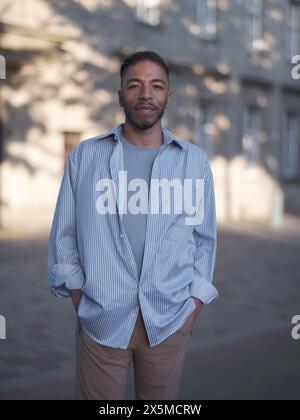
left=0, top=0, right=300, bottom=400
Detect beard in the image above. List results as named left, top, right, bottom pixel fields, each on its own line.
left=123, top=106, right=166, bottom=130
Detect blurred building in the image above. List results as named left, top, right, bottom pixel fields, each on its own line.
left=0, top=0, right=300, bottom=231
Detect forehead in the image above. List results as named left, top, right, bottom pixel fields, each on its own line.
left=123, top=60, right=168, bottom=82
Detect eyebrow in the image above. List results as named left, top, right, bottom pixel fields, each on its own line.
left=126, top=78, right=166, bottom=86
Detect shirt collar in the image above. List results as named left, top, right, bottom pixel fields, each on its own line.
left=97, top=124, right=187, bottom=151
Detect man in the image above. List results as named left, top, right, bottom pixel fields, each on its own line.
left=48, top=51, right=218, bottom=400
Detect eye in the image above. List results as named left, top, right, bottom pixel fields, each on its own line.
left=153, top=85, right=164, bottom=90
left=128, top=84, right=139, bottom=89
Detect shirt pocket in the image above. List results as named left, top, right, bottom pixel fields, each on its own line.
left=165, top=213, right=195, bottom=243
left=159, top=220, right=195, bottom=267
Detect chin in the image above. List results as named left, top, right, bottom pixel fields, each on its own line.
left=136, top=122, right=157, bottom=130
left=128, top=117, right=156, bottom=130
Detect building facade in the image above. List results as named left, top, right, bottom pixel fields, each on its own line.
left=0, top=0, right=300, bottom=232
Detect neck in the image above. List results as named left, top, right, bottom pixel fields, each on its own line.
left=122, top=120, right=163, bottom=148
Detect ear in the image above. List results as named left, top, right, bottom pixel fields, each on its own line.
left=118, top=89, right=123, bottom=107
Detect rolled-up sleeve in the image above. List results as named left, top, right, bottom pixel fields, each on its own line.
left=191, top=157, right=219, bottom=305
left=48, top=150, right=85, bottom=298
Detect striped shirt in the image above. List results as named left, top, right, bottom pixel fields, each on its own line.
left=48, top=124, right=218, bottom=349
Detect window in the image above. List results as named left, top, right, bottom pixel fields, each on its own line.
left=63, top=131, right=81, bottom=167
left=286, top=1, right=300, bottom=59
left=282, top=112, right=299, bottom=179
left=242, top=106, right=260, bottom=168
left=195, top=103, right=215, bottom=159
left=196, top=0, right=217, bottom=40
left=136, top=0, right=160, bottom=26
left=245, top=0, right=263, bottom=49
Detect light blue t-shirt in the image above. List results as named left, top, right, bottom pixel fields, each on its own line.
left=120, top=133, right=161, bottom=279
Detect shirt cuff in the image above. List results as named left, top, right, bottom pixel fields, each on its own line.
left=190, top=277, right=219, bottom=305
left=49, top=263, right=86, bottom=298
left=51, top=285, right=70, bottom=298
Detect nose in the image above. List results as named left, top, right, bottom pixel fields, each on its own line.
left=138, top=84, right=153, bottom=101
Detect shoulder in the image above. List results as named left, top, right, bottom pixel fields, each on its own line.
left=165, top=128, right=210, bottom=171
left=183, top=139, right=208, bottom=160
left=68, top=127, right=117, bottom=167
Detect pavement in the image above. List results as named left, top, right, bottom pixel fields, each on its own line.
left=0, top=215, right=300, bottom=400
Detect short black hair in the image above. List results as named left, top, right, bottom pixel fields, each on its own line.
left=120, top=50, right=169, bottom=82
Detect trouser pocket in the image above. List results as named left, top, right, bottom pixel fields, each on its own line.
left=76, top=316, right=82, bottom=334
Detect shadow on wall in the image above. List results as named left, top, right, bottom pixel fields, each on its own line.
left=0, top=0, right=299, bottom=227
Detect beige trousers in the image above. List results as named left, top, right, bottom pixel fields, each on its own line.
left=75, top=310, right=194, bottom=400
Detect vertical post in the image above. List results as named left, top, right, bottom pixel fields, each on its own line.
left=0, top=315, right=6, bottom=340
left=0, top=54, right=6, bottom=80
left=0, top=54, right=5, bottom=228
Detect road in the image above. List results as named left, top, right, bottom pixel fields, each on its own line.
left=0, top=217, right=299, bottom=399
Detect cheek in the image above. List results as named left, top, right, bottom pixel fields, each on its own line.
left=158, top=97, right=169, bottom=108
left=123, top=94, right=138, bottom=107
left=121, top=97, right=133, bottom=110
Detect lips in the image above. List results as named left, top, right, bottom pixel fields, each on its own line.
left=135, top=104, right=156, bottom=111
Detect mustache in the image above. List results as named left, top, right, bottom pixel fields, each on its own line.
left=134, top=103, right=157, bottom=110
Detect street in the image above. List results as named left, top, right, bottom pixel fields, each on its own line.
left=0, top=217, right=299, bottom=400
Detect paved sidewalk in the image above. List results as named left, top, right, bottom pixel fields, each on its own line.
left=0, top=216, right=299, bottom=400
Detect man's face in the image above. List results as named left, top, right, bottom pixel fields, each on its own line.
left=118, top=60, right=171, bottom=130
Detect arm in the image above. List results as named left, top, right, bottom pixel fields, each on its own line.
left=48, top=150, right=86, bottom=299
left=192, top=297, right=204, bottom=321
left=191, top=157, right=218, bottom=306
